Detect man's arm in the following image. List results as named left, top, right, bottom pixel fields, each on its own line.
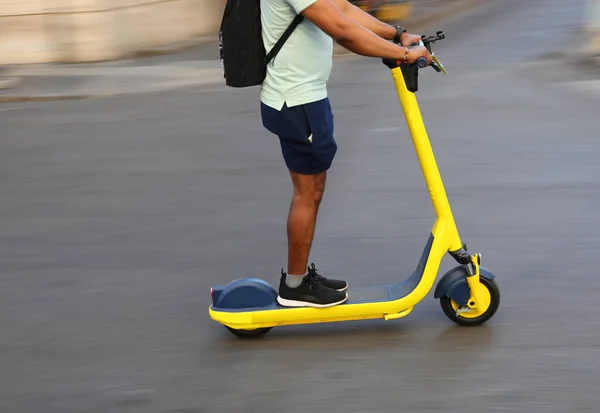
left=298, top=0, right=430, bottom=63
left=330, top=0, right=422, bottom=45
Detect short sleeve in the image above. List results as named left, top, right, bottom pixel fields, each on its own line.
left=286, top=0, right=318, bottom=14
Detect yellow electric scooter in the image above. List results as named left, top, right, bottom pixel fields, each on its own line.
left=209, top=32, right=500, bottom=338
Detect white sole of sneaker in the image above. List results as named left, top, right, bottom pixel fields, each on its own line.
left=337, top=285, right=348, bottom=292
left=277, top=293, right=348, bottom=308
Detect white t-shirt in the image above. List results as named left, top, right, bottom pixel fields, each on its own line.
left=260, top=0, right=333, bottom=110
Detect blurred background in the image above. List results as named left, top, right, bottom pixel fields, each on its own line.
left=1, top=0, right=596, bottom=65
left=0, top=0, right=457, bottom=64
left=2, top=1, right=600, bottom=413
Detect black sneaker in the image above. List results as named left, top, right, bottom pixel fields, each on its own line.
left=307, top=263, right=348, bottom=292
left=277, top=271, right=348, bottom=308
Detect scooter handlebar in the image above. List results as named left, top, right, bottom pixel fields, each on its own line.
left=416, top=57, right=429, bottom=68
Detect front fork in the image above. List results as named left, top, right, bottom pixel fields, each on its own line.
left=449, top=245, right=486, bottom=314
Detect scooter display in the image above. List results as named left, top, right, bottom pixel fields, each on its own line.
left=209, top=32, right=500, bottom=338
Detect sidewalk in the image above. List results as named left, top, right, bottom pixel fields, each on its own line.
left=0, top=0, right=485, bottom=103
left=0, top=61, right=224, bottom=103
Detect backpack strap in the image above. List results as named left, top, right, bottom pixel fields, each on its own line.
left=265, top=14, right=305, bottom=64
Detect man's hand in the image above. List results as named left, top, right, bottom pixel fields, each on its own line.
left=400, top=32, right=423, bottom=47
left=406, top=46, right=432, bottom=65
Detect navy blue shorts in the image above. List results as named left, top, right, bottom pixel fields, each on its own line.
left=261, top=98, right=337, bottom=175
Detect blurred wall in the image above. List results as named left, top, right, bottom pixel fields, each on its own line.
left=0, top=0, right=226, bottom=64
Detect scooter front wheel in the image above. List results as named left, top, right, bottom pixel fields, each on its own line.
left=440, top=277, right=500, bottom=326
left=225, top=326, right=272, bottom=338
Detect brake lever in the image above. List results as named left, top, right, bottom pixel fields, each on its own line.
left=409, top=35, right=448, bottom=74
left=431, top=55, right=448, bottom=75
left=418, top=31, right=448, bottom=74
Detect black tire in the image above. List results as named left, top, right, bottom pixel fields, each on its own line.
left=225, top=326, right=272, bottom=338
left=440, top=277, right=500, bottom=326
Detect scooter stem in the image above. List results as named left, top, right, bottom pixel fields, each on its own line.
left=390, top=66, right=462, bottom=252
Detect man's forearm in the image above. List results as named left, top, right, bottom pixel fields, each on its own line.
left=344, top=4, right=397, bottom=40
left=300, top=0, right=430, bottom=63
left=333, top=19, right=406, bottom=60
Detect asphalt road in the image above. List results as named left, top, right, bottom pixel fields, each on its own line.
left=2, top=0, right=600, bottom=412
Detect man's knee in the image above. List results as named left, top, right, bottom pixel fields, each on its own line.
left=291, top=171, right=327, bottom=204
left=296, top=187, right=325, bottom=205
left=313, top=173, right=326, bottom=203
left=311, top=183, right=326, bottom=205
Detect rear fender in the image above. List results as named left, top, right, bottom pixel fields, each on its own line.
left=210, top=278, right=278, bottom=311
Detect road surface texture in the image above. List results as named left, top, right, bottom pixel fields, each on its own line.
left=1, top=0, right=599, bottom=412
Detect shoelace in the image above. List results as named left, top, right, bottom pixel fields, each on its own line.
left=307, top=263, right=325, bottom=283
left=282, top=265, right=325, bottom=289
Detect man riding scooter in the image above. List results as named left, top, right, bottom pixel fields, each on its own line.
left=259, top=0, right=432, bottom=308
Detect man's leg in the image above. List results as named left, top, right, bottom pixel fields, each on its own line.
left=278, top=168, right=346, bottom=307
left=286, top=170, right=327, bottom=275
left=261, top=98, right=348, bottom=307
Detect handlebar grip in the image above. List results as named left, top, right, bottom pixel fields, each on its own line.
left=416, top=57, right=429, bottom=68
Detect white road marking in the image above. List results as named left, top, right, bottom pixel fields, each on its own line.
left=0, top=106, right=28, bottom=112
left=368, top=127, right=403, bottom=133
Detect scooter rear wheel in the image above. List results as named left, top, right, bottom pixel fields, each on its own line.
left=440, top=277, right=500, bottom=326
left=225, top=326, right=272, bottom=338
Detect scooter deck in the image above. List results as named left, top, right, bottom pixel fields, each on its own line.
left=209, top=235, right=434, bottom=329
left=212, top=281, right=417, bottom=311
left=209, top=274, right=424, bottom=329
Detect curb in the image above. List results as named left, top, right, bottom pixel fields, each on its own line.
left=0, top=0, right=486, bottom=103
left=0, top=75, right=224, bottom=103
left=0, top=76, right=22, bottom=90
left=587, top=53, right=600, bottom=68
left=538, top=46, right=600, bottom=72
left=577, top=53, right=600, bottom=70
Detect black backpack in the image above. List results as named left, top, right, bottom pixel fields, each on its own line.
left=218, top=0, right=304, bottom=88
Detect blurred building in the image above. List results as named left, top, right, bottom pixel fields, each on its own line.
left=0, top=0, right=226, bottom=65
left=589, top=0, right=600, bottom=55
